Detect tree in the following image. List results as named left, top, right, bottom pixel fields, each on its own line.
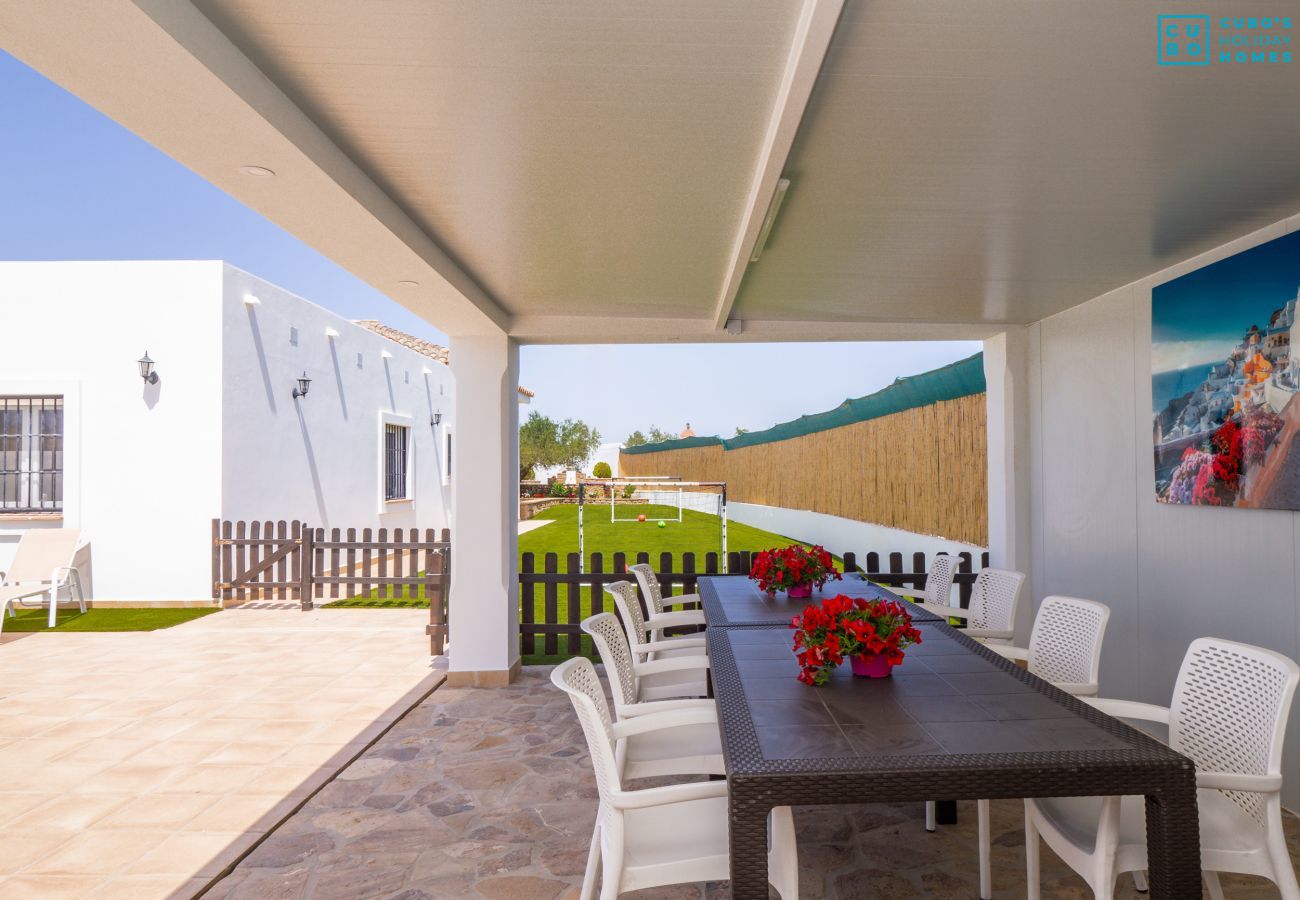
left=519, top=411, right=602, bottom=480
left=734, top=426, right=749, bottom=436
left=625, top=426, right=674, bottom=446
left=592, top=461, right=612, bottom=479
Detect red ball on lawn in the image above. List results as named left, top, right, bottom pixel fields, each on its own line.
left=637, top=514, right=647, bottom=522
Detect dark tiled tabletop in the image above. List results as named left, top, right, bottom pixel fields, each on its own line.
left=697, top=575, right=943, bottom=628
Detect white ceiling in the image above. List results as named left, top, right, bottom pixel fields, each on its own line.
left=3, top=0, right=1300, bottom=340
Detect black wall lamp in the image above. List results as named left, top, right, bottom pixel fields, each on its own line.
left=137, top=352, right=159, bottom=384
left=431, top=411, right=442, bottom=426
left=292, top=371, right=312, bottom=400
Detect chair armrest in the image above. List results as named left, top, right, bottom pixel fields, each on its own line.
left=610, top=778, right=729, bottom=810
left=631, top=637, right=707, bottom=656
left=1083, top=697, right=1171, bottom=724
left=1197, top=771, right=1283, bottom=793
left=646, top=609, right=706, bottom=629
left=634, top=656, right=711, bottom=678
left=914, top=601, right=968, bottom=620
left=616, top=698, right=716, bottom=718
left=611, top=707, right=718, bottom=739
left=659, top=592, right=701, bottom=610
left=986, top=643, right=1029, bottom=662
left=965, top=627, right=1014, bottom=641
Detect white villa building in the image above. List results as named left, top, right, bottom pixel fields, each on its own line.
left=0, top=260, right=474, bottom=602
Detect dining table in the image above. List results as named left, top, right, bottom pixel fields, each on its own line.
left=694, top=575, right=1200, bottom=900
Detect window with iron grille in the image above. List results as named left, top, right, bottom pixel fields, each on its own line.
left=0, top=396, right=63, bottom=513
left=384, top=423, right=409, bottom=500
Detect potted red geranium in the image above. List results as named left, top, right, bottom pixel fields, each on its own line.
left=749, top=544, right=840, bottom=598
left=790, top=595, right=923, bottom=685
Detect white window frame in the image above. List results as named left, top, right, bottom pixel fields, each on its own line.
left=378, top=411, right=414, bottom=512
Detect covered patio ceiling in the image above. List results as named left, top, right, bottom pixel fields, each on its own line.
left=3, top=1, right=1298, bottom=341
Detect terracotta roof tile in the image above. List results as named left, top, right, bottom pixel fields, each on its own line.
left=353, top=320, right=534, bottom=397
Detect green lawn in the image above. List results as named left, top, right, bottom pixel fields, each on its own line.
left=322, top=502, right=822, bottom=664
left=1, top=607, right=220, bottom=633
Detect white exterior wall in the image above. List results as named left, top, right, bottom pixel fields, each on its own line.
left=219, top=265, right=452, bottom=534
left=0, top=261, right=224, bottom=600
left=728, top=501, right=984, bottom=568
left=1027, top=212, right=1300, bottom=805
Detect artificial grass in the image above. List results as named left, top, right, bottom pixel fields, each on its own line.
left=0, top=606, right=220, bottom=633
left=322, top=502, right=823, bottom=663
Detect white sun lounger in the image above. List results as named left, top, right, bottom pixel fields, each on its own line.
left=0, top=529, right=86, bottom=631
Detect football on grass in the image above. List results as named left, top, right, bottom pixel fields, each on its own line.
left=637, top=514, right=646, bottom=522
left=657, top=520, right=667, bottom=528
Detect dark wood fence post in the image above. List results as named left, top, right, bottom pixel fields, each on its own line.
left=299, top=526, right=314, bottom=610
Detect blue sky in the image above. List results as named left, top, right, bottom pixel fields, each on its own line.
left=0, top=49, right=980, bottom=444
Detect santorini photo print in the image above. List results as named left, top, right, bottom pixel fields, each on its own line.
left=1154, top=229, right=1300, bottom=509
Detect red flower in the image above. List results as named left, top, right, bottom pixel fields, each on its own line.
left=789, top=594, right=922, bottom=686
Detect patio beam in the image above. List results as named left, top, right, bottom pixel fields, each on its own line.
left=710, top=0, right=847, bottom=331
left=0, top=0, right=510, bottom=337
left=510, top=314, right=1000, bottom=345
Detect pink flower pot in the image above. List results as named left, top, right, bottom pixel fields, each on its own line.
left=787, top=584, right=813, bottom=599
left=850, top=653, right=894, bottom=678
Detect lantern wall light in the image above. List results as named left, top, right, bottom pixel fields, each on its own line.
left=292, top=371, right=312, bottom=400
left=137, top=352, right=159, bottom=384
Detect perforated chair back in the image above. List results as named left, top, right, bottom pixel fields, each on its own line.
left=927, top=553, right=958, bottom=606
left=551, top=658, right=622, bottom=802
left=1169, top=638, right=1300, bottom=829
left=1027, top=596, right=1110, bottom=693
left=582, top=612, right=639, bottom=708
left=629, top=563, right=668, bottom=616
left=604, top=580, right=649, bottom=648
left=969, top=567, right=1025, bottom=632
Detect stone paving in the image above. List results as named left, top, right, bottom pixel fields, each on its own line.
left=0, top=607, right=440, bottom=899
left=210, top=667, right=1300, bottom=899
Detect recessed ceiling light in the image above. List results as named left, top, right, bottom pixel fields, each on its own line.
left=239, top=165, right=275, bottom=177
left=398, top=280, right=419, bottom=286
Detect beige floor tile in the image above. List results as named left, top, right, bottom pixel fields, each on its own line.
left=89, top=874, right=198, bottom=899
left=6, top=794, right=130, bottom=832
left=36, top=717, right=136, bottom=742
left=0, top=792, right=55, bottom=827
left=0, top=715, right=64, bottom=738
left=72, top=763, right=179, bottom=794
left=177, top=718, right=266, bottom=742
left=52, top=737, right=157, bottom=765
left=126, top=830, right=257, bottom=878
left=0, top=830, right=77, bottom=875
left=162, top=764, right=262, bottom=795
left=184, top=793, right=294, bottom=834
left=97, top=792, right=218, bottom=829
left=199, top=741, right=289, bottom=766
left=1, top=874, right=112, bottom=899
left=237, top=765, right=328, bottom=798
left=243, top=720, right=323, bottom=743
left=21, top=829, right=168, bottom=876
left=127, top=739, right=229, bottom=766
left=102, top=718, right=196, bottom=743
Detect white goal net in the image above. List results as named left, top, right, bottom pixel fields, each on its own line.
left=576, top=479, right=728, bottom=573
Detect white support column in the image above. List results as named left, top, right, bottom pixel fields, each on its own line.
left=447, top=333, right=520, bottom=686
left=984, top=328, right=1033, bottom=640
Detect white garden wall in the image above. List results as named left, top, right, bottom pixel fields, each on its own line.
left=220, top=265, right=452, bottom=534
left=1025, top=210, right=1300, bottom=805
left=0, top=260, right=224, bottom=601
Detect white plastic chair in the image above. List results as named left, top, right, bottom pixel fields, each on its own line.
left=898, top=552, right=958, bottom=607
left=1025, top=637, right=1300, bottom=900
left=604, top=581, right=709, bottom=700
left=627, top=563, right=705, bottom=643
left=939, top=595, right=1112, bottom=899
left=582, top=612, right=721, bottom=779
left=553, top=658, right=798, bottom=899
left=909, top=566, right=1025, bottom=644
left=0, top=528, right=86, bottom=631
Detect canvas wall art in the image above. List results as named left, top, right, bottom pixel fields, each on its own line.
left=1154, top=229, right=1300, bottom=508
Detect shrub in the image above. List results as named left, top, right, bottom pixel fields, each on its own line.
left=548, top=482, right=569, bottom=498
left=592, top=461, right=612, bottom=479
left=622, top=484, right=635, bottom=499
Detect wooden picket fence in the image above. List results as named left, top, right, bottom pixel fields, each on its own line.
left=211, top=519, right=451, bottom=654
left=518, top=548, right=989, bottom=658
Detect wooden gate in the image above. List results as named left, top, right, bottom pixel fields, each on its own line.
left=212, top=519, right=451, bottom=654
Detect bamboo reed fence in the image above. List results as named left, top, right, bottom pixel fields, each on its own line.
left=619, top=393, right=987, bottom=546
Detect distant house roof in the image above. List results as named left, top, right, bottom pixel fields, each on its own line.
left=679, top=422, right=696, bottom=438
left=353, top=319, right=534, bottom=398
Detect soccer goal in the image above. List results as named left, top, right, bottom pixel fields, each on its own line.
left=576, top=480, right=728, bottom=573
